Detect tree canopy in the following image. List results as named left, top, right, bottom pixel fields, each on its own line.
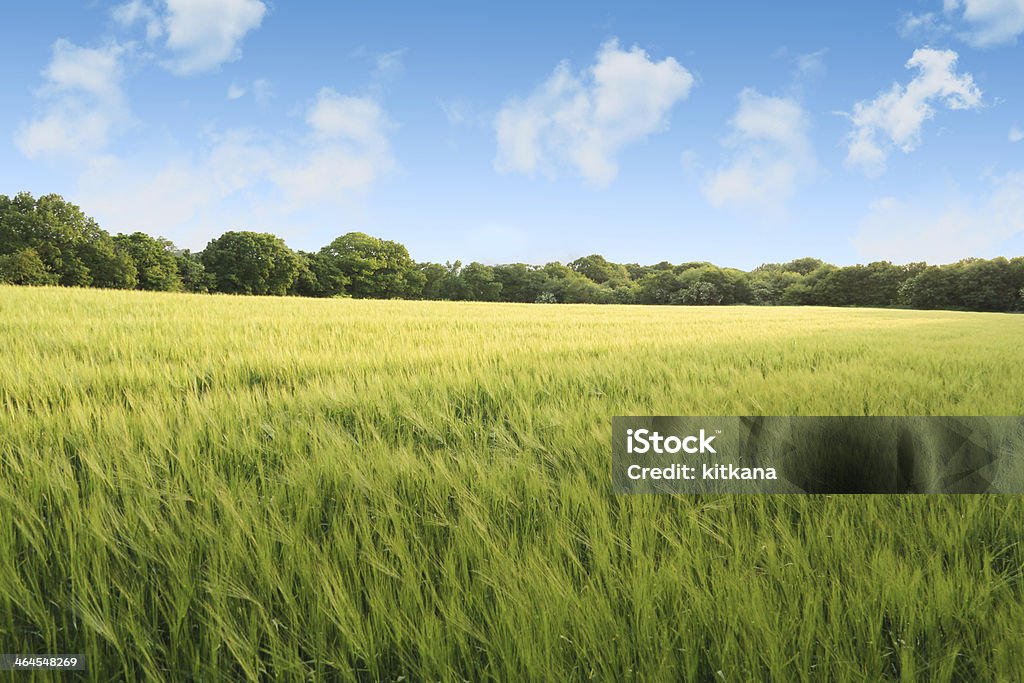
left=317, top=232, right=423, bottom=299
left=2, top=191, right=1023, bottom=313
left=0, top=192, right=136, bottom=288
left=114, top=232, right=183, bottom=292
left=200, top=231, right=299, bottom=296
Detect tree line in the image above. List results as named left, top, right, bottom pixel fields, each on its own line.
left=2, top=192, right=1023, bottom=312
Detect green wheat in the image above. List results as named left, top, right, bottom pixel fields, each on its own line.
left=1, top=285, right=1023, bottom=681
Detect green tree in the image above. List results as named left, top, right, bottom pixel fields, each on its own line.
left=0, top=248, right=58, bottom=286
left=957, top=258, right=1019, bottom=312
left=85, top=239, right=138, bottom=289
left=623, top=263, right=654, bottom=281
left=493, top=263, right=548, bottom=303
left=779, top=257, right=826, bottom=275
left=679, top=281, right=722, bottom=304
left=0, top=192, right=135, bottom=288
left=288, top=251, right=326, bottom=297
left=417, top=262, right=455, bottom=300
left=114, top=232, right=183, bottom=291
left=568, top=254, right=630, bottom=284
left=300, top=250, right=347, bottom=298
left=201, top=231, right=299, bottom=295
left=783, top=265, right=839, bottom=306
left=460, top=262, right=502, bottom=301
left=686, top=266, right=751, bottom=304
left=606, top=278, right=639, bottom=304
left=318, top=232, right=421, bottom=299
left=637, top=270, right=683, bottom=304
left=540, top=263, right=610, bottom=303
left=898, top=266, right=961, bottom=310
left=749, top=270, right=803, bottom=305
left=173, top=250, right=214, bottom=293
left=638, top=265, right=749, bottom=305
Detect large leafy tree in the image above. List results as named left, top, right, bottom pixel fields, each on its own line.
left=318, top=232, right=423, bottom=299
left=460, top=262, right=502, bottom=301
left=85, top=239, right=138, bottom=289
left=539, top=263, right=612, bottom=304
left=0, top=192, right=136, bottom=288
left=303, top=250, right=349, bottom=298
left=5, top=189, right=1024, bottom=313
left=200, top=231, right=299, bottom=296
left=958, top=257, right=1021, bottom=312
left=0, top=248, right=57, bottom=286
left=174, top=249, right=214, bottom=293
left=749, top=270, right=803, bottom=305
left=492, top=263, right=550, bottom=303
left=288, top=251, right=322, bottom=297
left=114, top=232, right=183, bottom=291
left=568, top=254, right=630, bottom=284
left=778, top=257, right=826, bottom=276
left=804, top=262, right=910, bottom=308
left=417, top=261, right=467, bottom=300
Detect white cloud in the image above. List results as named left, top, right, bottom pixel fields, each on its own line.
left=943, top=0, right=1024, bottom=47
left=1010, top=124, right=1024, bottom=142
left=269, top=147, right=390, bottom=204
left=272, top=89, right=395, bottom=203
left=495, top=39, right=694, bottom=186
left=18, top=2, right=378, bottom=247
left=15, top=40, right=131, bottom=159
left=305, top=88, right=391, bottom=147
left=76, top=145, right=259, bottom=243
left=702, top=89, right=817, bottom=210
left=164, top=0, right=266, bottom=74
left=855, top=172, right=1024, bottom=262
left=845, top=48, right=982, bottom=176
left=114, top=0, right=266, bottom=75
left=72, top=88, right=395, bottom=246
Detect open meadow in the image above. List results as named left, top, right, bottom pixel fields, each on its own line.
left=2, top=285, right=1024, bottom=680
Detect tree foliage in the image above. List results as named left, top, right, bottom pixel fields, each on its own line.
left=0, top=192, right=136, bottom=288
left=114, top=232, right=183, bottom=292
left=201, top=231, right=299, bottom=296
left=174, top=250, right=214, bottom=293
left=0, top=248, right=57, bottom=286
left=3, top=192, right=1023, bottom=312
left=317, top=232, right=422, bottom=299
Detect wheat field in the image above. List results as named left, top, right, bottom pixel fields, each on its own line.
left=2, top=285, right=1024, bottom=680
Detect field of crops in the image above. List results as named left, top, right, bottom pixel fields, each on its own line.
left=2, top=285, right=1024, bottom=680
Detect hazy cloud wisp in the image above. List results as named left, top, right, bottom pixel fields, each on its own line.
left=15, top=40, right=131, bottom=159
left=944, top=0, right=1024, bottom=47
left=703, top=88, right=817, bottom=210
left=855, top=171, right=1024, bottom=262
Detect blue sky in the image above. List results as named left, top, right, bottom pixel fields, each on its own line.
left=2, top=1, right=1023, bottom=268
